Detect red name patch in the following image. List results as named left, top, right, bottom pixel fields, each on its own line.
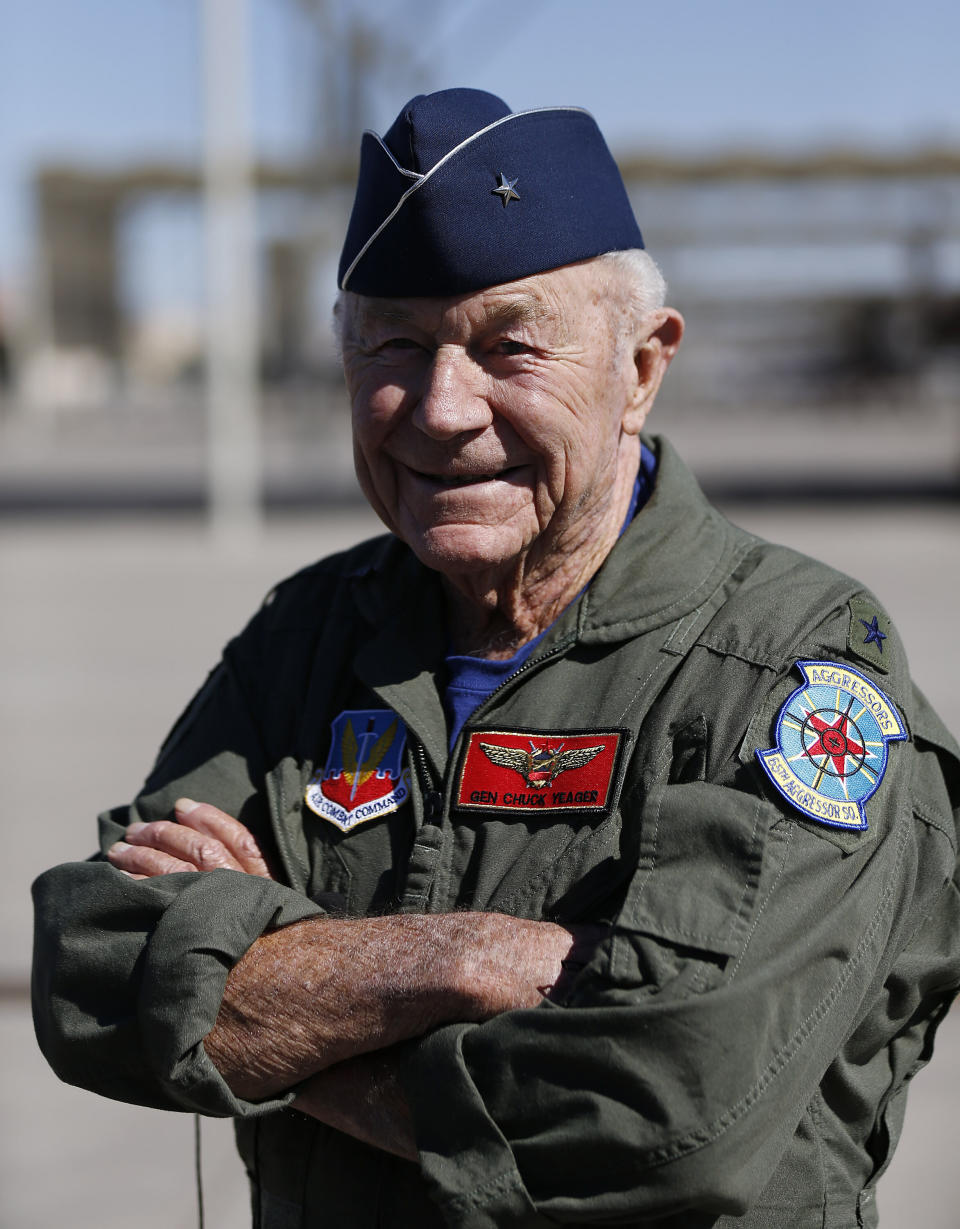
left=455, top=728, right=628, bottom=815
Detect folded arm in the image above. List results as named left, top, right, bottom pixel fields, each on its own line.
left=107, top=800, right=588, bottom=1158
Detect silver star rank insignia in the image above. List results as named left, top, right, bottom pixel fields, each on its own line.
left=491, top=172, right=520, bottom=207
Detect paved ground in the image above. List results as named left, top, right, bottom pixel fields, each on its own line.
left=3, top=498, right=959, bottom=1227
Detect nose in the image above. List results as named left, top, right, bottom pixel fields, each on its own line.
left=412, top=347, right=493, bottom=440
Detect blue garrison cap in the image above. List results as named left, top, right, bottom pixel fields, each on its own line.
left=337, top=88, right=644, bottom=296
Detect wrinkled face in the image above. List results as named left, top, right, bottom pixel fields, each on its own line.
left=341, top=262, right=642, bottom=580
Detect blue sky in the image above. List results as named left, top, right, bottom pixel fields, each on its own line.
left=1, top=0, right=957, bottom=307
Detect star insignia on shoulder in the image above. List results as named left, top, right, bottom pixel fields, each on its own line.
left=491, top=172, right=520, bottom=207
left=859, top=615, right=887, bottom=652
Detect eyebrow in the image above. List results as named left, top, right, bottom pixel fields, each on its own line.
left=484, top=296, right=568, bottom=345
left=479, top=297, right=550, bottom=331
left=351, top=293, right=557, bottom=337
left=353, top=300, right=419, bottom=329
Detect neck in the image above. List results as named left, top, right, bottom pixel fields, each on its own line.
left=442, top=448, right=639, bottom=658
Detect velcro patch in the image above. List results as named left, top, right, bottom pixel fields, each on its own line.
left=847, top=596, right=892, bottom=673
left=756, top=660, right=906, bottom=832
left=455, top=727, right=629, bottom=815
left=305, top=708, right=409, bottom=833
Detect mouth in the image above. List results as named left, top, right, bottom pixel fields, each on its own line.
left=413, top=465, right=525, bottom=490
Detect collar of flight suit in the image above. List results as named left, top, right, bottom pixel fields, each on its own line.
left=573, top=435, right=747, bottom=645
left=350, top=435, right=743, bottom=644
left=346, top=436, right=750, bottom=774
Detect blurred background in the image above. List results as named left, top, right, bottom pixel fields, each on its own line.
left=2, top=1, right=959, bottom=1225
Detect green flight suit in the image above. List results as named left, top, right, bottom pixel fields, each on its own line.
left=33, top=437, right=960, bottom=1228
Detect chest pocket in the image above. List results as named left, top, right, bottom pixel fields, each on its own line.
left=476, top=805, right=635, bottom=923
left=444, top=725, right=636, bottom=922
left=449, top=715, right=718, bottom=924
left=608, top=779, right=768, bottom=991
left=304, top=800, right=419, bottom=916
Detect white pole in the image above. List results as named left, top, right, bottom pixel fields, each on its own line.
left=202, top=0, right=261, bottom=543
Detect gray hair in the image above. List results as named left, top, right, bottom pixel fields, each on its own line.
left=597, top=248, right=667, bottom=316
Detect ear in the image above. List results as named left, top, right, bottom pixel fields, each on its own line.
left=622, top=308, right=684, bottom=436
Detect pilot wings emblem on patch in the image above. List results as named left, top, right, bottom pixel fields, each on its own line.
left=456, top=727, right=628, bottom=815
left=479, top=739, right=604, bottom=790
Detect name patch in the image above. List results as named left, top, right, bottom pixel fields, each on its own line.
left=455, top=727, right=628, bottom=816
left=756, top=660, right=906, bottom=831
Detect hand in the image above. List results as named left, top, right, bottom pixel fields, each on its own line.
left=106, top=798, right=276, bottom=880
left=453, top=913, right=587, bottom=1012
left=293, top=1050, right=419, bottom=1162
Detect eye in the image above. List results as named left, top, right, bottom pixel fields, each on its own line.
left=492, top=339, right=531, bottom=357
left=380, top=337, right=426, bottom=352
left=370, top=336, right=430, bottom=365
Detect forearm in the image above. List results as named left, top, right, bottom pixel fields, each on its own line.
left=204, top=910, right=576, bottom=1099
left=32, top=858, right=323, bottom=1116
left=106, top=803, right=593, bottom=1109
left=293, top=1049, right=418, bottom=1161
left=285, top=919, right=604, bottom=1160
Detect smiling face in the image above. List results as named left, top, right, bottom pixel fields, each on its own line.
left=341, top=260, right=668, bottom=591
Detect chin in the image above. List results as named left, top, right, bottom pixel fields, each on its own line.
left=405, top=523, right=526, bottom=578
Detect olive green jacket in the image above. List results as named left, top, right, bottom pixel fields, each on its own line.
left=33, top=438, right=960, bottom=1228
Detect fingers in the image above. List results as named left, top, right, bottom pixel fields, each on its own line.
left=108, top=818, right=245, bottom=876
left=173, top=799, right=274, bottom=879
left=107, top=837, right=208, bottom=878
left=105, top=798, right=275, bottom=880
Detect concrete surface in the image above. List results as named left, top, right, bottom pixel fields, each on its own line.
left=3, top=497, right=959, bottom=1227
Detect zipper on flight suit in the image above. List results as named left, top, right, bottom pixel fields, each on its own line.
left=468, top=642, right=571, bottom=722
left=412, top=740, right=443, bottom=824
left=417, top=640, right=573, bottom=814
left=401, top=642, right=572, bottom=915
left=396, top=741, right=446, bottom=914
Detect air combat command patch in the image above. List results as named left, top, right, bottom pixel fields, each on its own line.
left=305, top=709, right=409, bottom=832
left=757, top=660, right=906, bottom=831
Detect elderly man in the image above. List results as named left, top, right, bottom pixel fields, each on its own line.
left=33, top=89, right=960, bottom=1228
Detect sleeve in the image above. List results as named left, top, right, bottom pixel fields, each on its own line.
left=398, top=674, right=960, bottom=1225
left=31, top=606, right=323, bottom=1118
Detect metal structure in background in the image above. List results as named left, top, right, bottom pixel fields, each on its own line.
left=620, top=151, right=960, bottom=415
left=28, top=148, right=960, bottom=395
left=296, top=0, right=439, bottom=160
left=10, top=7, right=960, bottom=513
left=202, top=0, right=261, bottom=540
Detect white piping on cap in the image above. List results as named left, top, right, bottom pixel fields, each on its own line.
left=340, top=105, right=590, bottom=290
left=367, top=132, right=423, bottom=181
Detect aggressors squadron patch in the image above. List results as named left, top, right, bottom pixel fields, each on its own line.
left=305, top=709, right=409, bottom=833
left=455, top=728, right=628, bottom=815
left=757, top=661, right=906, bottom=831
